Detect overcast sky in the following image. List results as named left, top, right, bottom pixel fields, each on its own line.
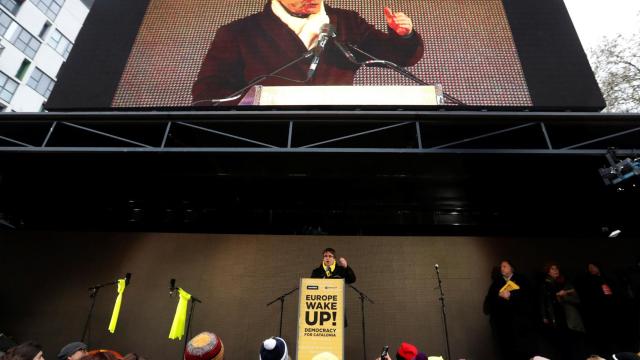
left=563, top=0, right=640, bottom=52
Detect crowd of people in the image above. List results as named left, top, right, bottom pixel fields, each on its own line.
left=2, top=332, right=639, bottom=360
left=484, top=259, right=640, bottom=360
left=0, top=340, right=144, bottom=360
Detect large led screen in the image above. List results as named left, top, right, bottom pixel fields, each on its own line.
left=46, top=0, right=605, bottom=110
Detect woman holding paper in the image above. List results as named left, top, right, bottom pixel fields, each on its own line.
left=483, top=260, right=535, bottom=360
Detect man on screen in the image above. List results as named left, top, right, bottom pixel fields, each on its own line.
left=311, top=247, right=356, bottom=283
left=192, top=0, right=424, bottom=105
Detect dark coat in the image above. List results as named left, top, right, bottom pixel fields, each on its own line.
left=538, top=276, right=585, bottom=333
left=311, top=264, right=356, bottom=284
left=575, top=271, right=625, bottom=355
left=192, top=1, right=424, bottom=104
left=484, top=273, right=535, bottom=360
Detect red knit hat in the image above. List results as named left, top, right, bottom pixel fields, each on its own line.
left=396, top=342, right=418, bottom=360
left=184, top=332, right=224, bottom=360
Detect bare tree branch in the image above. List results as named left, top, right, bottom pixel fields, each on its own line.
left=589, top=29, right=640, bottom=112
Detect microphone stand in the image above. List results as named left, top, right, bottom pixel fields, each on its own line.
left=348, top=284, right=374, bottom=360
left=183, top=295, right=202, bottom=360
left=344, top=42, right=466, bottom=106
left=266, top=287, right=299, bottom=338
left=81, top=279, right=119, bottom=346
left=434, top=266, right=452, bottom=360
left=196, top=49, right=319, bottom=106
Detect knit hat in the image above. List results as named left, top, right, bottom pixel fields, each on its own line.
left=259, top=337, right=288, bottom=360
left=312, top=352, right=338, bottom=360
left=184, top=332, right=224, bottom=360
left=58, top=342, right=87, bottom=360
left=396, top=342, right=418, bottom=360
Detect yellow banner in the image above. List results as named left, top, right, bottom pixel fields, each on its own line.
left=296, top=278, right=344, bottom=360
left=108, top=279, right=126, bottom=333
left=168, top=288, right=192, bottom=340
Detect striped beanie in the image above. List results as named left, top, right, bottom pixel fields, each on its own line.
left=184, top=332, right=224, bottom=360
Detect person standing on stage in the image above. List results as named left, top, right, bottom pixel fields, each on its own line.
left=484, top=260, right=535, bottom=360
left=311, top=248, right=356, bottom=284
left=576, top=262, right=624, bottom=356
left=538, top=263, right=586, bottom=360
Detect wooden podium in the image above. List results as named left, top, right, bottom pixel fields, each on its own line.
left=239, top=85, right=443, bottom=106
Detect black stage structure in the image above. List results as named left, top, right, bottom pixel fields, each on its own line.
left=0, top=110, right=639, bottom=236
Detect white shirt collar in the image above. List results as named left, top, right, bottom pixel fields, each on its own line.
left=271, top=0, right=330, bottom=49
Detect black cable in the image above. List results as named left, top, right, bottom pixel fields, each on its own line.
left=345, top=42, right=467, bottom=106
left=192, top=46, right=321, bottom=106
left=190, top=73, right=312, bottom=107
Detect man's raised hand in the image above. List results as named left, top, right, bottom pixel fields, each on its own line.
left=338, top=257, right=348, bottom=268
left=384, top=7, right=413, bottom=36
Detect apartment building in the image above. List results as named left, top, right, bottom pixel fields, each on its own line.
left=0, top=0, right=92, bottom=111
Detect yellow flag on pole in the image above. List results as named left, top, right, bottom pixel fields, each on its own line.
left=169, top=288, right=192, bottom=340
left=108, top=279, right=126, bottom=333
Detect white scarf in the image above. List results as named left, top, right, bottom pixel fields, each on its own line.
left=271, top=0, right=330, bottom=49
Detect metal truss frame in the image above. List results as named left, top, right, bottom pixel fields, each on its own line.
left=0, top=111, right=639, bottom=156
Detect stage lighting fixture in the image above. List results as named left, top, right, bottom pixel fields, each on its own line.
left=126, top=200, right=145, bottom=223
left=598, top=151, right=640, bottom=186
left=0, top=214, right=16, bottom=229
left=608, top=229, right=622, bottom=238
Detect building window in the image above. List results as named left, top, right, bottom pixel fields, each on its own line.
left=27, top=67, right=54, bottom=97
left=30, top=0, right=63, bottom=21
left=10, top=26, right=41, bottom=58
left=0, top=0, right=21, bottom=15
left=47, top=28, right=71, bottom=59
left=15, top=58, right=30, bottom=80
left=0, top=71, right=18, bottom=102
left=0, top=9, right=12, bottom=35
left=38, top=20, right=51, bottom=38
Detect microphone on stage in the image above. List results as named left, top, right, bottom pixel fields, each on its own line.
left=169, top=278, right=176, bottom=297
left=307, top=24, right=334, bottom=79
left=125, top=273, right=132, bottom=285
left=334, top=40, right=358, bottom=65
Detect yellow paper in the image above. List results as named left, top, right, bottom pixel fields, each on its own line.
left=108, top=279, right=126, bottom=333
left=499, top=280, right=520, bottom=293
left=168, top=288, right=192, bottom=340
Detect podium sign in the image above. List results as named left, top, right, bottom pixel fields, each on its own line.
left=239, top=85, right=444, bottom=105
left=296, top=278, right=345, bottom=360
